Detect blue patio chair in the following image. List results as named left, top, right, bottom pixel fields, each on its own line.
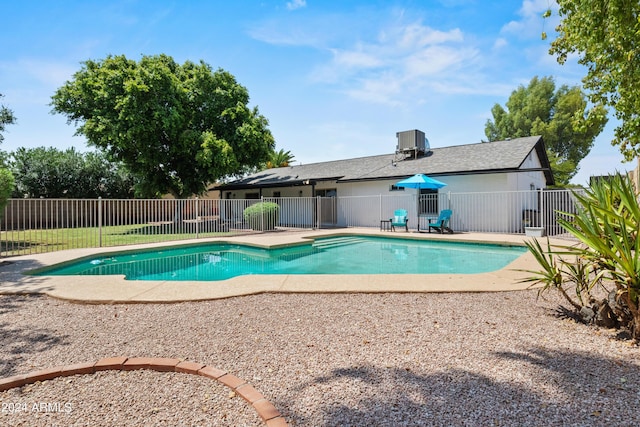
left=428, top=209, right=453, bottom=234
left=390, top=209, right=409, bottom=232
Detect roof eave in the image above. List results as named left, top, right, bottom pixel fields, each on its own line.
left=533, top=136, right=555, bottom=186
left=215, top=176, right=344, bottom=191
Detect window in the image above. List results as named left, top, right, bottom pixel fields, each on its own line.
left=273, top=191, right=281, bottom=198
left=389, top=185, right=405, bottom=191
left=315, top=189, right=337, bottom=197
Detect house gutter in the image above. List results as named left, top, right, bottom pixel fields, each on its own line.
left=336, top=168, right=550, bottom=183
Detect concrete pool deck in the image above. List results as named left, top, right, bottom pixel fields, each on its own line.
left=0, top=228, right=565, bottom=303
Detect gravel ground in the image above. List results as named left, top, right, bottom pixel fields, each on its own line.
left=0, top=290, right=638, bottom=426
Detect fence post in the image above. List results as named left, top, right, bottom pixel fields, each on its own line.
left=260, top=196, right=264, bottom=231
left=539, top=188, right=545, bottom=229
left=195, top=197, right=199, bottom=239
left=316, top=196, right=321, bottom=229
left=98, top=197, right=103, bottom=247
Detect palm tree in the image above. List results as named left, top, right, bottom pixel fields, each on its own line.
left=266, top=149, right=295, bottom=169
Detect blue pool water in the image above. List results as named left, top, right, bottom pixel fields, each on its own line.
left=35, top=236, right=526, bottom=281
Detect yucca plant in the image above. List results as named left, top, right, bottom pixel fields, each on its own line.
left=522, top=173, right=640, bottom=341
left=520, top=238, right=603, bottom=312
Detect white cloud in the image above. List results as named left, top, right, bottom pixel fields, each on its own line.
left=310, top=18, right=485, bottom=106
left=331, top=48, right=384, bottom=69
left=493, top=37, right=508, bottom=50
left=404, top=45, right=476, bottom=78
left=252, top=7, right=546, bottom=107
left=248, top=14, right=339, bottom=48
left=501, top=0, right=559, bottom=39
left=428, top=79, right=513, bottom=97
left=395, top=24, right=463, bottom=48
left=286, top=0, right=307, bottom=11
left=344, top=74, right=406, bottom=107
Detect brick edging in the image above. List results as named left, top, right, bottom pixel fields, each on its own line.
left=0, top=356, right=288, bottom=426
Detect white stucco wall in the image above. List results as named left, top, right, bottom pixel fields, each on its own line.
left=334, top=173, right=527, bottom=197
left=222, top=149, right=548, bottom=232
left=511, top=149, right=547, bottom=191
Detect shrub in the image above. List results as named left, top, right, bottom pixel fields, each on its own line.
left=521, top=173, right=640, bottom=342
left=243, top=202, right=280, bottom=231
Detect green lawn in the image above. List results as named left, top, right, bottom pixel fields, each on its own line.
left=1, top=223, right=229, bottom=256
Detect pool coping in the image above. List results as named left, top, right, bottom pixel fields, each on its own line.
left=0, top=228, right=559, bottom=303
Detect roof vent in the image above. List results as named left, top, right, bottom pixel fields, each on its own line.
left=396, top=129, right=428, bottom=158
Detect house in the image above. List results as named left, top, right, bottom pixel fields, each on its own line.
left=217, top=131, right=553, bottom=199
left=215, top=131, right=554, bottom=232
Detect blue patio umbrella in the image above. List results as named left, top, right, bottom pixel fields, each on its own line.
left=395, top=174, right=447, bottom=189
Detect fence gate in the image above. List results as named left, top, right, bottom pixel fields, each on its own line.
left=317, top=196, right=337, bottom=227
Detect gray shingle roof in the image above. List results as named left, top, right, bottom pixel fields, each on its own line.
left=218, top=136, right=552, bottom=189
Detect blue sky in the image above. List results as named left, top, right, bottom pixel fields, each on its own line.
left=0, top=0, right=633, bottom=185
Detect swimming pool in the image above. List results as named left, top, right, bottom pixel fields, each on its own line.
left=33, top=236, right=527, bottom=281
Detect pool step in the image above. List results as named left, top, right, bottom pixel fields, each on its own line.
left=312, top=236, right=368, bottom=249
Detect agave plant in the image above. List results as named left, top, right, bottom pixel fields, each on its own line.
left=520, top=238, right=603, bottom=311
left=522, top=173, right=640, bottom=341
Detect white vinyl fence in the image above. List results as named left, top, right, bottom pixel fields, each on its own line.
left=1, top=189, right=583, bottom=256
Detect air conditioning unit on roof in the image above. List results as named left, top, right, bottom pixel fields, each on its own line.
left=396, top=129, right=428, bottom=156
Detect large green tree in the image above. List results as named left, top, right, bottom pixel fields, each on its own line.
left=51, top=54, right=275, bottom=198
left=485, top=76, right=607, bottom=186
left=0, top=93, right=16, bottom=144
left=10, top=147, right=136, bottom=198
left=549, top=1, right=640, bottom=160
left=0, top=93, right=15, bottom=213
